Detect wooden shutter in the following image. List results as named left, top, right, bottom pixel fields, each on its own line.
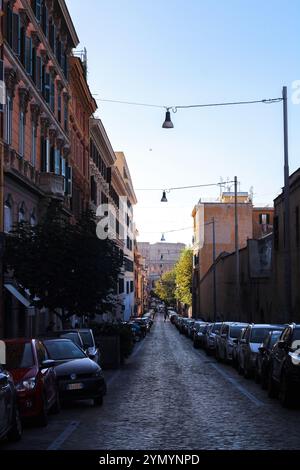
left=12, top=14, right=20, bottom=55
left=36, top=56, right=42, bottom=90
left=25, top=37, right=33, bottom=75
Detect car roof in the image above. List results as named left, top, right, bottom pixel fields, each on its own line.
left=41, top=338, right=73, bottom=343
left=4, top=338, right=34, bottom=344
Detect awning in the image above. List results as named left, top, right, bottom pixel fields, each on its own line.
left=4, top=284, right=31, bottom=308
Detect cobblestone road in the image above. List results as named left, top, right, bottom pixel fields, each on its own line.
left=2, top=316, right=300, bottom=450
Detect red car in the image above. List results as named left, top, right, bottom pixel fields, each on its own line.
left=4, top=339, right=60, bottom=426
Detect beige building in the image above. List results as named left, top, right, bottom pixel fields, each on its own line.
left=138, top=242, right=185, bottom=288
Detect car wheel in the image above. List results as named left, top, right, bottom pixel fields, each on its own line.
left=279, top=373, right=295, bottom=408
left=7, top=406, right=22, bottom=442
left=50, top=389, right=61, bottom=415
left=267, top=367, right=278, bottom=399
left=36, top=396, right=48, bottom=427
left=94, top=396, right=103, bottom=407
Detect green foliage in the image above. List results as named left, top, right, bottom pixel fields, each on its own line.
left=4, top=201, right=123, bottom=322
left=154, top=270, right=176, bottom=306
left=175, top=248, right=193, bottom=306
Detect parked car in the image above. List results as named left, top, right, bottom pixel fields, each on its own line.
left=193, top=323, right=209, bottom=349
left=74, top=329, right=100, bottom=364
left=255, top=329, right=283, bottom=388
left=237, top=324, right=284, bottom=378
left=187, top=320, right=196, bottom=338
left=45, top=330, right=85, bottom=350
left=268, top=323, right=300, bottom=407
left=131, top=318, right=147, bottom=337
left=4, top=339, right=59, bottom=426
left=128, top=321, right=143, bottom=341
left=42, top=339, right=107, bottom=407
left=0, top=365, right=22, bottom=442
left=232, top=327, right=247, bottom=369
left=204, top=322, right=222, bottom=355
left=216, top=322, right=248, bottom=363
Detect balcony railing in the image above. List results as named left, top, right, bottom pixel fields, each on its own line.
left=4, top=144, right=39, bottom=185
left=39, top=173, right=65, bottom=198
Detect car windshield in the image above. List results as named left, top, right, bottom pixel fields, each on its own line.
left=229, top=326, right=246, bottom=339
left=212, top=324, right=221, bottom=333
left=44, top=340, right=86, bottom=360
left=270, top=332, right=282, bottom=347
left=79, top=331, right=94, bottom=348
left=5, top=342, right=34, bottom=369
left=250, top=328, right=274, bottom=343
left=60, top=333, right=81, bottom=347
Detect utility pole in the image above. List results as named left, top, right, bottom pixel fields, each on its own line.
left=212, top=217, right=217, bottom=321
left=282, top=86, right=292, bottom=323
left=234, top=176, right=240, bottom=321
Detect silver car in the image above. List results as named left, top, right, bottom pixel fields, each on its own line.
left=216, top=322, right=249, bottom=363
left=204, top=322, right=222, bottom=356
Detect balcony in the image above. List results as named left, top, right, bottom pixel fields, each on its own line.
left=39, top=173, right=65, bottom=199
left=4, top=144, right=39, bottom=185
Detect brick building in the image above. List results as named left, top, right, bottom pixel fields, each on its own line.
left=1, top=0, right=78, bottom=337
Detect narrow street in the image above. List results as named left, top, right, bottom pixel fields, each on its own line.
left=2, top=315, right=300, bottom=451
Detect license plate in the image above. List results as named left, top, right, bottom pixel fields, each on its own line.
left=67, top=383, right=84, bottom=390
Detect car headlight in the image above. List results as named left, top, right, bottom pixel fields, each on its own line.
left=16, top=377, right=36, bottom=391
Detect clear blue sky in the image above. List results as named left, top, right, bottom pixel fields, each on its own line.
left=67, top=0, right=300, bottom=245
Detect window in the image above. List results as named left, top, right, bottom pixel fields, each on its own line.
left=31, top=123, right=37, bottom=165
left=25, top=37, right=33, bottom=75
left=18, top=202, right=26, bottom=223
left=12, top=13, right=20, bottom=55
left=64, top=102, right=68, bottom=131
left=41, top=2, right=49, bottom=38
left=36, top=56, right=42, bottom=91
left=126, top=282, right=130, bottom=295
left=61, top=157, right=66, bottom=191
left=57, top=93, right=61, bottom=123
left=33, top=0, right=42, bottom=23
left=0, top=59, right=3, bottom=113
left=5, top=95, right=12, bottom=144
left=55, top=149, right=61, bottom=175
left=130, top=281, right=134, bottom=293
left=19, top=111, right=25, bottom=157
left=259, top=213, right=270, bottom=225
left=50, top=76, right=55, bottom=112
left=36, top=341, right=48, bottom=365
left=30, top=210, right=37, bottom=226
left=4, top=196, right=13, bottom=233
left=49, top=145, right=55, bottom=172
left=118, top=278, right=124, bottom=294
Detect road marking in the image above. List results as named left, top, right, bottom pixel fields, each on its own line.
left=209, top=362, right=265, bottom=406
left=47, top=421, right=80, bottom=450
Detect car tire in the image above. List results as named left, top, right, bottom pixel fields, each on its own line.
left=267, top=367, right=278, bottom=399
left=279, top=373, right=295, bottom=408
left=7, top=406, right=22, bottom=442
left=94, top=396, right=103, bottom=407
left=36, top=396, right=48, bottom=427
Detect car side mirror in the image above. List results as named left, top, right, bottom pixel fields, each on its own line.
left=40, top=359, right=56, bottom=369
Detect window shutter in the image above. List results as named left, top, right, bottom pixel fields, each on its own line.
left=6, top=3, right=13, bottom=47
left=25, top=37, right=33, bottom=75
left=36, top=56, right=42, bottom=90
left=55, top=149, right=61, bottom=175
left=35, top=0, right=42, bottom=22
left=50, top=76, right=55, bottom=112
left=44, top=72, right=50, bottom=104
left=40, top=136, right=47, bottom=172
left=12, top=14, right=20, bottom=55
left=31, top=46, right=37, bottom=82
left=67, top=165, right=73, bottom=195
left=49, top=145, right=55, bottom=172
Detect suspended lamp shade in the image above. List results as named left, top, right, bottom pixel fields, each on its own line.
left=162, top=110, right=174, bottom=129
left=161, top=191, right=168, bottom=202
left=161, top=233, right=166, bottom=242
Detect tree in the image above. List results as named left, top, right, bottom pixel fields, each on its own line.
left=4, top=201, right=123, bottom=325
left=174, top=248, right=193, bottom=307
left=154, top=270, right=176, bottom=306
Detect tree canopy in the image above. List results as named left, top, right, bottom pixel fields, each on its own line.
left=154, top=270, right=176, bottom=306
left=4, top=201, right=123, bottom=323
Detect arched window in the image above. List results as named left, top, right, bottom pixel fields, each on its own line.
left=30, top=209, right=37, bottom=226
left=18, top=202, right=26, bottom=223
left=4, top=195, right=13, bottom=233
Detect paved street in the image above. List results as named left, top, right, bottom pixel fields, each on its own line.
left=2, top=315, right=300, bottom=451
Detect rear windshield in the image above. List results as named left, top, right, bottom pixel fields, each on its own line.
left=229, top=326, right=246, bottom=339
left=79, top=331, right=94, bottom=348
left=60, top=333, right=81, bottom=347
left=212, top=324, right=221, bottom=334
left=250, top=328, right=274, bottom=344
left=5, top=342, right=34, bottom=369
left=270, top=332, right=282, bottom=347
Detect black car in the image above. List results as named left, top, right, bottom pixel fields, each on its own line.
left=268, top=323, right=300, bottom=407
left=254, top=329, right=283, bottom=388
left=193, top=323, right=208, bottom=349
left=0, top=366, right=22, bottom=442
left=42, top=339, right=107, bottom=407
